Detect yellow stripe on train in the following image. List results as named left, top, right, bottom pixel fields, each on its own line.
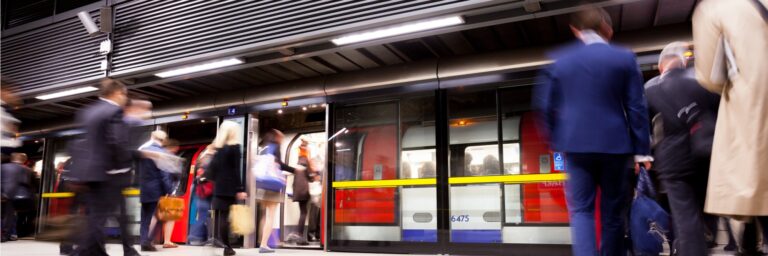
left=331, top=173, right=567, bottom=189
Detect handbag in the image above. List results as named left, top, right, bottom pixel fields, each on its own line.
left=195, top=179, right=214, bottom=199
left=308, top=181, right=322, bottom=207
left=253, top=154, right=286, bottom=192
left=36, top=214, right=85, bottom=242
left=630, top=167, right=671, bottom=256
left=229, top=203, right=255, bottom=235
left=156, top=195, right=185, bottom=221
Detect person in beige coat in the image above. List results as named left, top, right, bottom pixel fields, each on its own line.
left=693, top=0, right=768, bottom=218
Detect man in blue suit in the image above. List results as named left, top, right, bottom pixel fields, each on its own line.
left=535, top=6, right=652, bottom=256
left=137, top=131, right=174, bottom=252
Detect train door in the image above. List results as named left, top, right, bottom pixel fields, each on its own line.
left=164, top=116, right=218, bottom=244
left=248, top=103, right=326, bottom=249
left=326, top=87, right=570, bottom=255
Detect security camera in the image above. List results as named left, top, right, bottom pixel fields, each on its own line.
left=77, top=11, right=100, bottom=36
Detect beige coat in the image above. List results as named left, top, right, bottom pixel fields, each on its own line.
left=693, top=0, right=768, bottom=216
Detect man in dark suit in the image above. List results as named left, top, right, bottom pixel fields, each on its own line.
left=645, top=42, right=720, bottom=256
left=69, top=79, right=140, bottom=256
left=534, top=6, right=652, bottom=256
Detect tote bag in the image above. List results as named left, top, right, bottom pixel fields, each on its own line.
left=253, top=154, right=286, bottom=192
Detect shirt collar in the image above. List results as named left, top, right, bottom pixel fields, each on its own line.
left=99, top=97, right=120, bottom=107
left=578, top=30, right=607, bottom=45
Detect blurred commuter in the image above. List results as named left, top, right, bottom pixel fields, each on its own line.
left=534, top=6, right=651, bottom=256
left=188, top=144, right=216, bottom=246
left=693, top=1, right=768, bottom=254
left=206, top=121, right=246, bottom=256
left=68, top=78, right=141, bottom=256
left=286, top=139, right=312, bottom=246
left=254, top=129, right=304, bottom=253
left=1, top=84, right=21, bottom=158
left=137, top=130, right=173, bottom=252
left=645, top=42, right=720, bottom=256
left=1, top=153, right=33, bottom=242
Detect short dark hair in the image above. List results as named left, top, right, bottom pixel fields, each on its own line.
left=99, top=78, right=127, bottom=98
left=570, top=6, right=612, bottom=31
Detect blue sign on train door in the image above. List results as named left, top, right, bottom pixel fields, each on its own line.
left=553, top=152, right=565, bottom=171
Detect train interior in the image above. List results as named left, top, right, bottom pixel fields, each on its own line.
left=252, top=104, right=327, bottom=249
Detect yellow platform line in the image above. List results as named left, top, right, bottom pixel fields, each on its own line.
left=42, top=188, right=140, bottom=198
left=332, top=173, right=567, bottom=189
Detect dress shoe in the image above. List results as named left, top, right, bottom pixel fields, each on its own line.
left=223, top=247, right=236, bottom=256
left=124, top=248, right=142, bottom=256
left=140, top=245, right=157, bottom=252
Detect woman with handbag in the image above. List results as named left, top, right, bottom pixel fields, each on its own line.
left=254, top=129, right=304, bottom=253
left=206, top=121, right=247, bottom=256
left=285, top=139, right=314, bottom=246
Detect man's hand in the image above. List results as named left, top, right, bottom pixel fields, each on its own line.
left=635, top=161, right=652, bottom=174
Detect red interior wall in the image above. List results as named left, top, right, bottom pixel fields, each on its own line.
left=520, top=112, right=569, bottom=223
left=334, top=125, right=397, bottom=224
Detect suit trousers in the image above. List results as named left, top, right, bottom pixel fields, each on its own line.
left=75, top=182, right=112, bottom=256
left=139, top=202, right=161, bottom=246
left=662, top=173, right=708, bottom=256
left=564, top=153, right=632, bottom=256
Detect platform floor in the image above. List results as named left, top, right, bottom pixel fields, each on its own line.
left=0, top=240, right=432, bottom=256
left=0, top=239, right=748, bottom=255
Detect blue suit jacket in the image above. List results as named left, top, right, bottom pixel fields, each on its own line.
left=535, top=42, right=651, bottom=155
left=138, top=142, right=174, bottom=203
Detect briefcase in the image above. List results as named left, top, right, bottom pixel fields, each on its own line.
left=156, top=196, right=184, bottom=221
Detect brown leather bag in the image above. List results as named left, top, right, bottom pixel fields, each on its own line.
left=156, top=196, right=184, bottom=221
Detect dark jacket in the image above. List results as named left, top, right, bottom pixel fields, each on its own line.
left=535, top=42, right=650, bottom=155
left=291, top=155, right=311, bottom=201
left=646, top=68, right=720, bottom=179
left=1, top=162, right=32, bottom=200
left=70, top=100, right=134, bottom=182
left=138, top=142, right=174, bottom=203
left=207, top=144, right=245, bottom=197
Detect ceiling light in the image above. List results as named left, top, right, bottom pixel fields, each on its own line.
left=155, top=58, right=244, bottom=78
left=35, top=86, right=98, bottom=100
left=302, top=106, right=308, bottom=111
left=331, top=16, right=464, bottom=45
left=277, top=109, right=283, bottom=114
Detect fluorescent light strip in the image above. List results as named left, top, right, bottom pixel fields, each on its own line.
left=35, top=86, right=98, bottom=100
left=332, top=16, right=464, bottom=45
left=155, top=58, right=244, bottom=78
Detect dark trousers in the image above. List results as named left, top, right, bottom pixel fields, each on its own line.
left=60, top=193, right=84, bottom=253
left=296, top=200, right=309, bottom=236
left=564, top=153, right=632, bottom=256
left=307, top=202, right=321, bottom=239
left=1, top=200, right=14, bottom=239
left=75, top=182, right=112, bottom=256
left=213, top=210, right=231, bottom=249
left=139, top=202, right=161, bottom=246
left=662, top=174, right=708, bottom=256
left=107, top=173, right=134, bottom=250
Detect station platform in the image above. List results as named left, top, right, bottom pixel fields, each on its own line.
left=0, top=239, right=746, bottom=256
left=0, top=240, right=429, bottom=256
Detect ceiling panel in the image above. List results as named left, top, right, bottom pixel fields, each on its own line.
left=654, top=0, right=695, bottom=26
left=621, top=0, right=658, bottom=31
